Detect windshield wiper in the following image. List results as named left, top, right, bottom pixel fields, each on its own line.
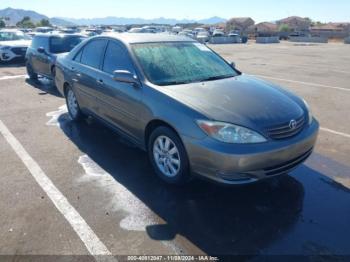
left=156, top=80, right=192, bottom=86
left=200, top=74, right=234, bottom=82
left=156, top=75, right=234, bottom=86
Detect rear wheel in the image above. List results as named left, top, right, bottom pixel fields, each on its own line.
left=65, top=86, right=83, bottom=121
left=148, top=126, right=191, bottom=185
left=26, top=62, right=38, bottom=80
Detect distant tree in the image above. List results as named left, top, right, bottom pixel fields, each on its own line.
left=37, top=19, right=52, bottom=27
left=278, top=24, right=291, bottom=32
left=225, top=17, right=255, bottom=35
left=0, top=20, right=5, bottom=28
left=16, top=16, right=35, bottom=28
left=304, top=17, right=312, bottom=24
left=311, top=21, right=326, bottom=27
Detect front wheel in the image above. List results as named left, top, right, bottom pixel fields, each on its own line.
left=148, top=126, right=191, bottom=185
left=65, top=86, right=83, bottom=121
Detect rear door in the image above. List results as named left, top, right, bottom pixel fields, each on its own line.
left=29, top=36, right=49, bottom=74
left=70, top=39, right=108, bottom=115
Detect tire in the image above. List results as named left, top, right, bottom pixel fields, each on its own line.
left=51, top=66, right=57, bottom=88
left=65, top=86, right=83, bottom=121
left=51, top=66, right=56, bottom=77
left=148, top=126, right=191, bottom=185
left=26, top=62, right=38, bottom=80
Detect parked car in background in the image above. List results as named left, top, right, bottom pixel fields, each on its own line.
left=82, top=28, right=103, bottom=37
left=55, top=34, right=319, bottom=185
left=172, top=26, right=182, bottom=34
left=128, top=28, right=144, bottom=33
left=0, top=29, right=31, bottom=63
left=289, top=32, right=310, bottom=38
left=193, top=27, right=207, bottom=35
left=212, top=29, right=225, bottom=37
left=19, top=28, right=33, bottom=34
left=178, top=29, right=195, bottom=39
left=113, top=27, right=127, bottom=33
left=26, top=33, right=85, bottom=80
left=35, top=27, right=54, bottom=33
left=141, top=26, right=157, bottom=33
left=228, top=32, right=242, bottom=43
left=59, top=28, right=80, bottom=34
left=196, top=31, right=210, bottom=43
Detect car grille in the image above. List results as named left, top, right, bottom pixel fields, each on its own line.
left=266, top=115, right=305, bottom=140
left=11, top=47, right=27, bottom=56
left=264, top=148, right=313, bottom=176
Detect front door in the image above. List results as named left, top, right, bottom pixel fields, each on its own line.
left=96, top=40, right=143, bottom=140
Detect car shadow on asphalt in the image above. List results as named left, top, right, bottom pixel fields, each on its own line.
left=0, top=60, right=25, bottom=67
left=56, top=113, right=350, bottom=258
left=26, top=78, right=62, bottom=97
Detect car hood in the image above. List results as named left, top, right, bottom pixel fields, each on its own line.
left=160, top=74, right=304, bottom=130
left=56, top=52, right=69, bottom=58
left=0, top=40, right=31, bottom=47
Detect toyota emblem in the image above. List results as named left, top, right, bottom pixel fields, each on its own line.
left=289, top=119, right=297, bottom=130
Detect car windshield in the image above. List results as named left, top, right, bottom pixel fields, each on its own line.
left=49, top=36, right=85, bottom=54
left=132, top=42, right=238, bottom=86
left=0, top=31, right=31, bottom=41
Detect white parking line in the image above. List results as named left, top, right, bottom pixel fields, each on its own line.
left=0, top=120, right=114, bottom=259
left=254, top=75, right=350, bottom=92
left=0, top=75, right=27, bottom=81
left=320, top=127, right=350, bottom=138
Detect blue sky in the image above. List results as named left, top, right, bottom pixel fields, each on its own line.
left=0, top=0, right=349, bottom=22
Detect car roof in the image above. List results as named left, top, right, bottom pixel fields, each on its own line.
left=0, top=29, right=23, bottom=33
left=98, top=33, right=195, bottom=44
left=33, top=33, right=85, bottom=38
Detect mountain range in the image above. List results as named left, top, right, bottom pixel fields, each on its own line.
left=0, top=7, right=74, bottom=26
left=60, top=16, right=226, bottom=26
left=0, top=7, right=227, bottom=26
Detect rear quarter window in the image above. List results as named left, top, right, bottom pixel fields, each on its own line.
left=49, top=36, right=84, bottom=54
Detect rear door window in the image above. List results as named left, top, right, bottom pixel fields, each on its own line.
left=80, top=39, right=107, bottom=69
left=31, top=36, right=48, bottom=50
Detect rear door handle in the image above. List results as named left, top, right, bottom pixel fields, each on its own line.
left=97, top=79, right=104, bottom=85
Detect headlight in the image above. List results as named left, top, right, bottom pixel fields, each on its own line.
left=303, top=99, right=313, bottom=125
left=196, top=120, right=267, bottom=144
left=0, top=46, right=11, bottom=50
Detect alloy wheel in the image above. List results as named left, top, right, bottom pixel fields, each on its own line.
left=67, top=90, right=79, bottom=119
left=153, top=135, right=181, bottom=177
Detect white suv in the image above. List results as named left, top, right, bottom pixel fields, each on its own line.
left=0, top=29, right=32, bottom=63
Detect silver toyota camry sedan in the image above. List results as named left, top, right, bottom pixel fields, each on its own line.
left=55, top=33, right=319, bottom=185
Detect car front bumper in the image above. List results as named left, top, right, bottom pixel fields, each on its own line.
left=182, top=119, right=319, bottom=184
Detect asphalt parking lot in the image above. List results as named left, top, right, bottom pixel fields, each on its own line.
left=0, top=41, right=349, bottom=261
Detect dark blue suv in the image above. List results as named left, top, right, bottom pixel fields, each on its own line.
left=25, top=34, right=85, bottom=80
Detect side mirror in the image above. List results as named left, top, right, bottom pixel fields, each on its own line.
left=113, top=70, right=139, bottom=86
left=37, top=47, right=45, bottom=54
left=230, top=61, right=236, bottom=68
